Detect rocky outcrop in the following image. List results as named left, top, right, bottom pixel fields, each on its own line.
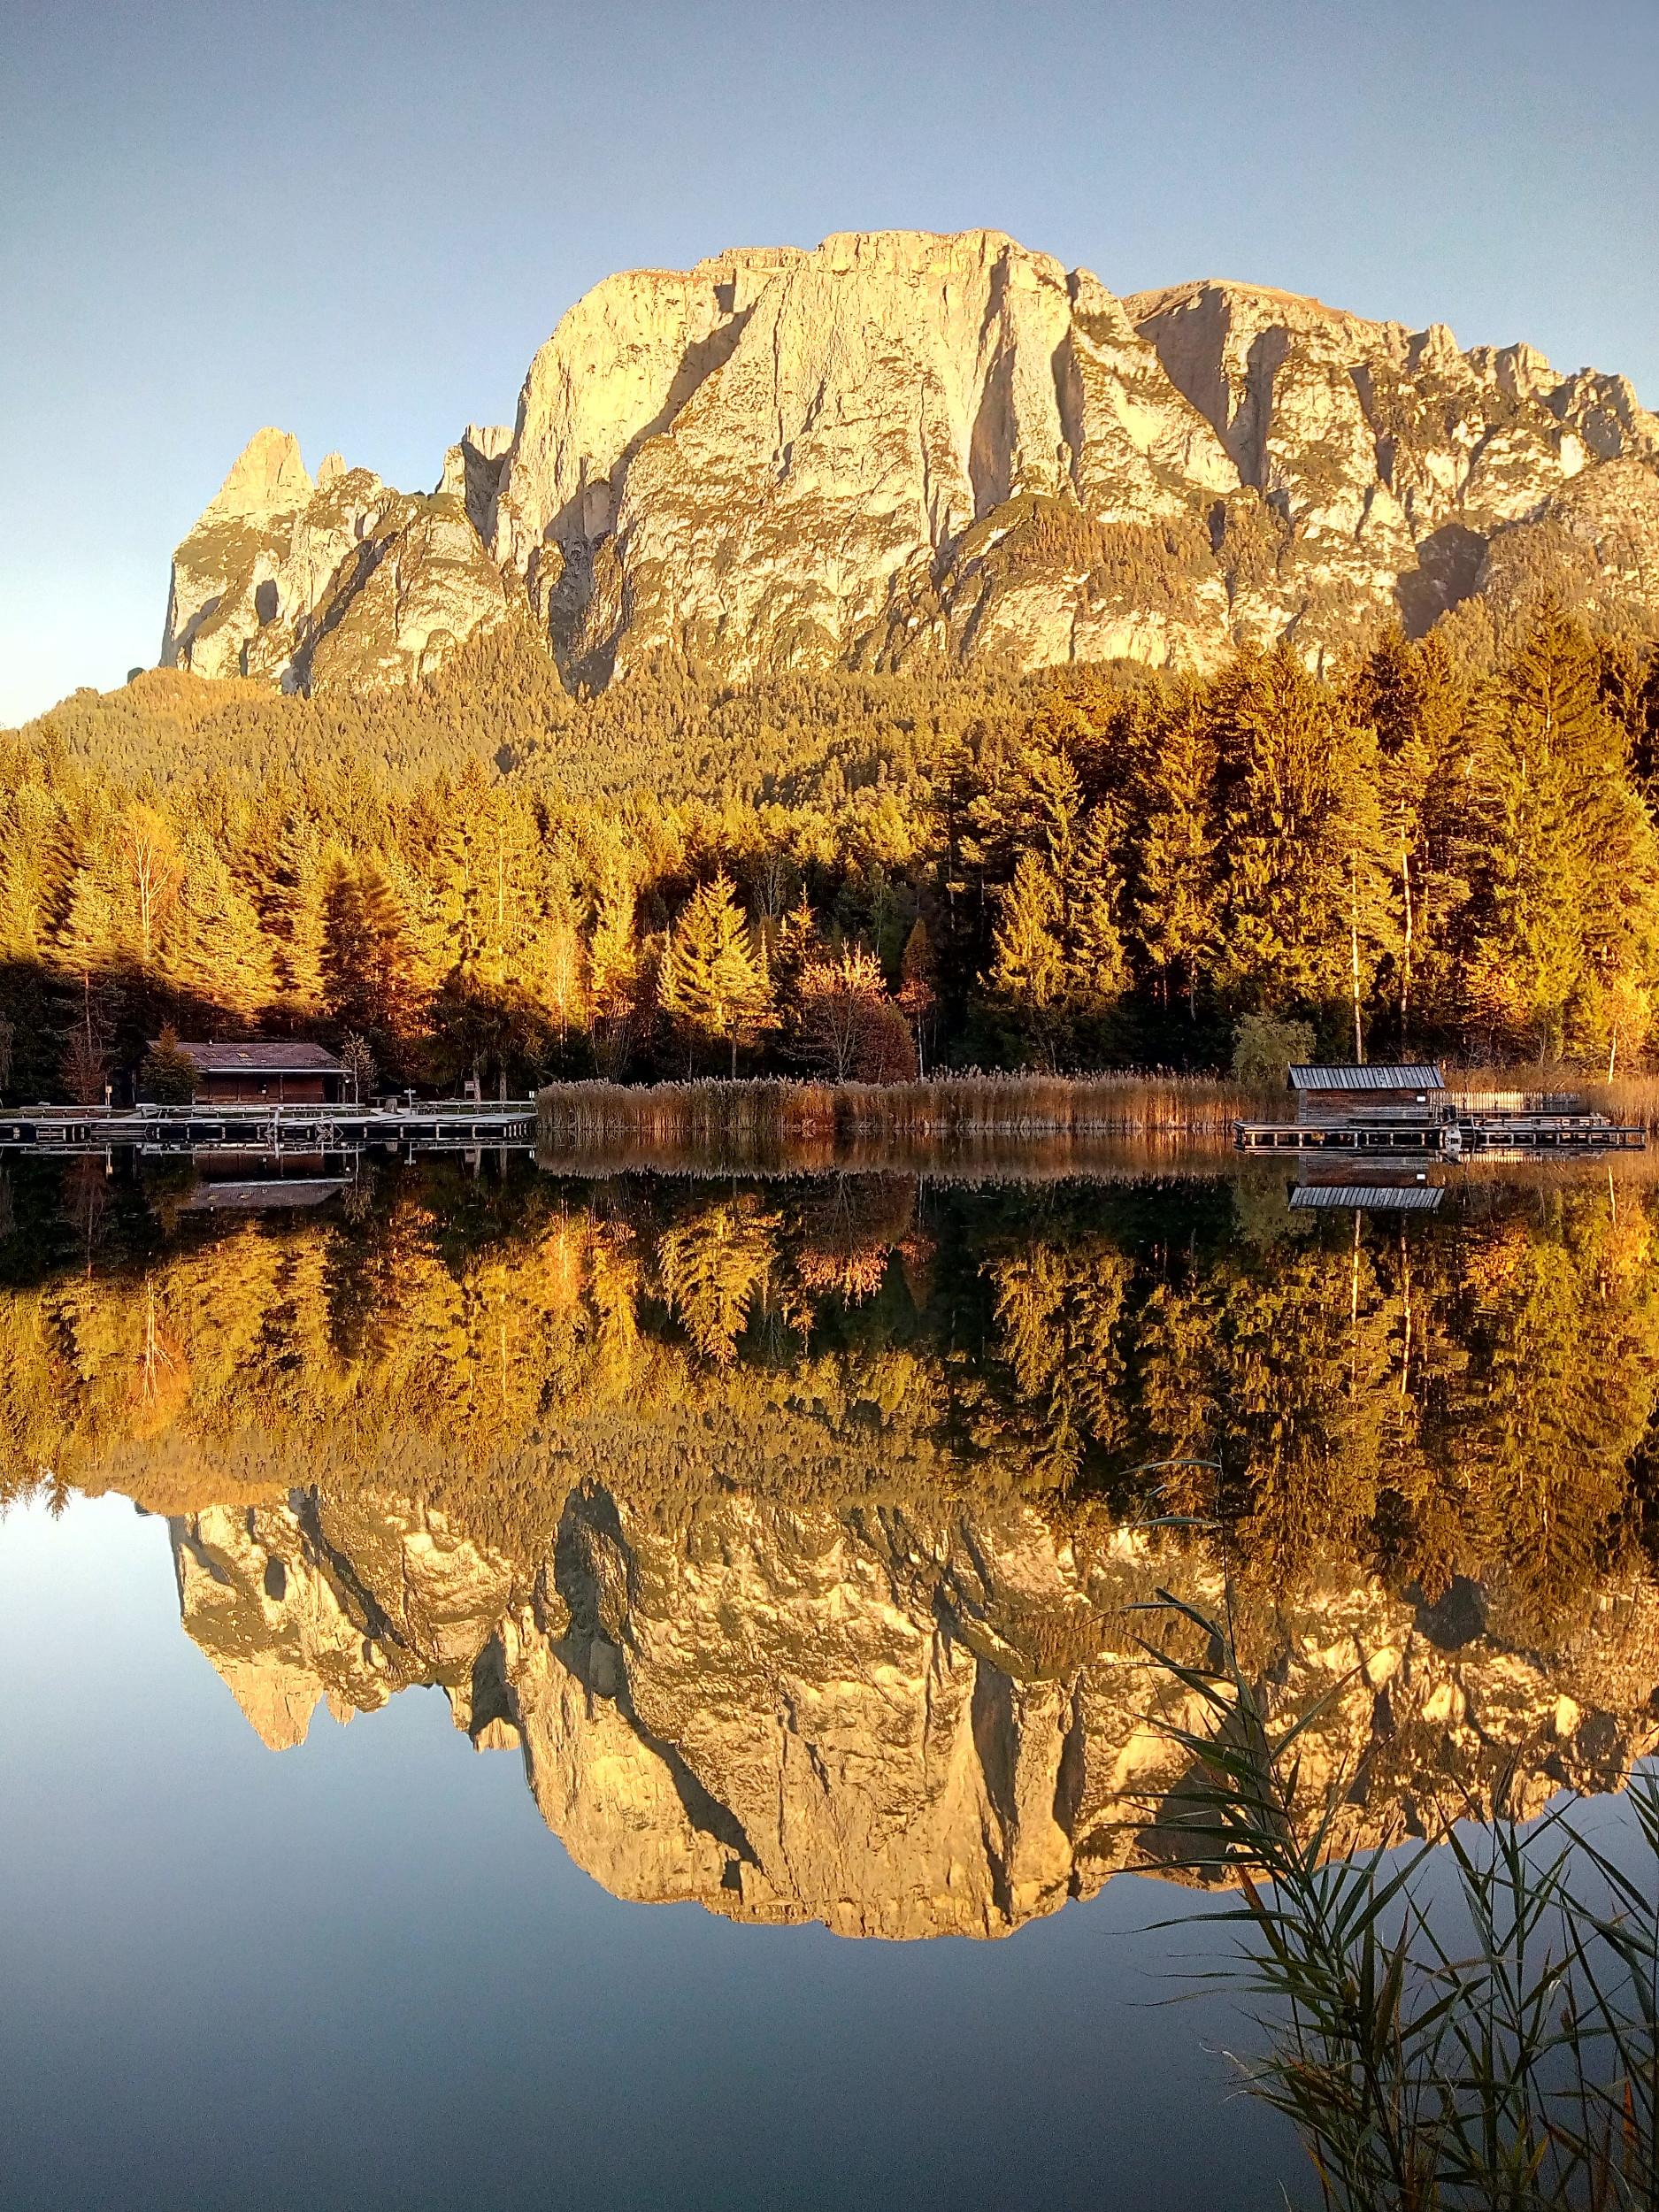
left=158, top=232, right=1659, bottom=695
left=169, top=1483, right=1659, bottom=1939
left=160, top=432, right=512, bottom=691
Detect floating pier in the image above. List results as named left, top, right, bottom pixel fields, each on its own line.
left=1234, top=1064, right=1645, bottom=1156
left=0, top=1102, right=539, bottom=1155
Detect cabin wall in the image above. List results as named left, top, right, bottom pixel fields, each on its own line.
left=195, top=1074, right=333, bottom=1105
left=1295, top=1089, right=1440, bottom=1125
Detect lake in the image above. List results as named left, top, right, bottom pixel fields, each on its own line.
left=2, top=1148, right=1655, bottom=2209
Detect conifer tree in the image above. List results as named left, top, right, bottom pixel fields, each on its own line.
left=257, top=808, right=329, bottom=1014
left=897, top=916, right=939, bottom=1073
left=1059, top=807, right=1127, bottom=1006
left=165, top=824, right=274, bottom=1024
left=321, top=856, right=417, bottom=1049
left=1210, top=647, right=1393, bottom=1029
left=1128, top=689, right=1217, bottom=1018
left=657, top=872, right=773, bottom=1074
left=987, top=851, right=1065, bottom=1063
left=1348, top=628, right=1474, bottom=1045
left=587, top=847, right=639, bottom=1018
left=139, top=1024, right=198, bottom=1103
left=0, top=781, right=74, bottom=963
left=1465, top=612, right=1659, bottom=1059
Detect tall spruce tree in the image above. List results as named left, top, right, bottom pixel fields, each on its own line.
left=657, top=872, right=772, bottom=1074
left=1210, top=647, right=1393, bottom=1036
left=1465, top=612, right=1659, bottom=1060
left=987, top=851, right=1066, bottom=1064
left=1127, top=688, right=1217, bottom=1022
left=1348, top=628, right=1475, bottom=1048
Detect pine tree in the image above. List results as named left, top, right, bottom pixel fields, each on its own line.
left=0, top=781, right=74, bottom=962
left=1128, top=689, right=1217, bottom=1019
left=987, top=851, right=1065, bottom=1064
left=139, top=1024, right=198, bottom=1103
left=1059, top=806, right=1127, bottom=1007
left=657, top=872, right=773, bottom=1074
left=1210, top=647, right=1393, bottom=1034
left=321, top=856, right=417, bottom=1049
left=1348, top=628, right=1474, bottom=1047
left=1465, top=612, right=1659, bottom=1059
left=165, top=824, right=274, bottom=1025
left=532, top=858, right=588, bottom=1052
left=257, top=807, right=328, bottom=1014
left=586, top=843, right=638, bottom=1017
left=897, top=916, right=939, bottom=1073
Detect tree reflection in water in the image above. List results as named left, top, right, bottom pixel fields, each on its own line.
left=3, top=1153, right=1656, bottom=1939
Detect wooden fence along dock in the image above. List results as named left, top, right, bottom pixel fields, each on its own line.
left=0, top=1102, right=539, bottom=1155
left=1235, top=1064, right=1646, bottom=1156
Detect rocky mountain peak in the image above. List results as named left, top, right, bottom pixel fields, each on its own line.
left=158, top=227, right=1659, bottom=695
left=205, top=426, right=312, bottom=518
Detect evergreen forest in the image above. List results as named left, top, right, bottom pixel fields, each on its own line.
left=5, top=608, right=1659, bottom=1100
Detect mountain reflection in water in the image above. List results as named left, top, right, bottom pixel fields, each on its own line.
left=5, top=1153, right=1658, bottom=1940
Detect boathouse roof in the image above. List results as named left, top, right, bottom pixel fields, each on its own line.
left=1286, top=1064, right=1445, bottom=1092
left=1289, top=1183, right=1445, bottom=1211
left=151, top=1041, right=346, bottom=1075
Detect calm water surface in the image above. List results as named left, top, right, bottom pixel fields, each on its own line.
left=2, top=1150, right=1655, bottom=2210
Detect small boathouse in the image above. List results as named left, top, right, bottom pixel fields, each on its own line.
left=1289, top=1064, right=1447, bottom=1125
left=1235, top=1063, right=1450, bottom=1152
left=1236, top=1061, right=1644, bottom=1155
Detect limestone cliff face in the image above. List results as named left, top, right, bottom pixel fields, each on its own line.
left=170, top=1485, right=1659, bottom=1939
left=158, top=232, right=1659, bottom=694
left=161, top=429, right=512, bottom=690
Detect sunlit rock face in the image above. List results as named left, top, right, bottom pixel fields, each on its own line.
left=157, top=231, right=1659, bottom=695
left=168, top=1486, right=1659, bottom=1939
left=160, top=430, right=512, bottom=691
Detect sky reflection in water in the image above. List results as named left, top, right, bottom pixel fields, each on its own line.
left=2, top=1151, right=1656, bottom=2209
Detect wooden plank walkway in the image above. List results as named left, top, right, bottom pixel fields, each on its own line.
left=1235, top=1118, right=1450, bottom=1153
left=1236, top=1112, right=1646, bottom=1155
left=0, top=1102, right=539, bottom=1152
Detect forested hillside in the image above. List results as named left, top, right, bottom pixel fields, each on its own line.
left=4, top=612, right=1658, bottom=1099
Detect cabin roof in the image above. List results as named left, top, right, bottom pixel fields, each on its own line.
left=150, top=1041, right=345, bottom=1076
left=1286, top=1064, right=1445, bottom=1092
left=1289, top=1184, right=1445, bottom=1211
left=180, top=1179, right=349, bottom=1210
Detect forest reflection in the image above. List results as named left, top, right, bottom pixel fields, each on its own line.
left=4, top=1154, right=1658, bottom=1936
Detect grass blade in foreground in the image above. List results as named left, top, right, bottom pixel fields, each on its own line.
left=1139, top=1594, right=1659, bottom=2210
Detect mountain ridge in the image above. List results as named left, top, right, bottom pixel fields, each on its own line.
left=157, top=227, right=1659, bottom=699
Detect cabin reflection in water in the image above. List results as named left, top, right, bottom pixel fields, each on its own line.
left=7, top=1157, right=1659, bottom=1938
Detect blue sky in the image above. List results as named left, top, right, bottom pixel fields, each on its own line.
left=4, top=0, right=1655, bottom=724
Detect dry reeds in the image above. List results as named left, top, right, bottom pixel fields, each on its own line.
left=1445, top=1063, right=1659, bottom=1133
left=536, top=1071, right=1259, bottom=1167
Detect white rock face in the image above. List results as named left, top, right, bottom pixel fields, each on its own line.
left=171, top=1483, right=1659, bottom=1939
left=161, top=434, right=511, bottom=691
left=158, top=232, right=1659, bottom=695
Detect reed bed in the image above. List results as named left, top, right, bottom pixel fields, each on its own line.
left=1445, top=1063, right=1659, bottom=1133
left=536, top=1071, right=1259, bottom=1162
left=533, top=1133, right=1247, bottom=1185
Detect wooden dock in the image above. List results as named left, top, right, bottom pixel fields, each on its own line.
left=0, top=1102, right=539, bottom=1154
left=1236, top=1111, right=1645, bottom=1156
left=1236, top=1117, right=1449, bottom=1153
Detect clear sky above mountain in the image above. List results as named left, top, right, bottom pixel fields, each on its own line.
left=4, top=0, right=1655, bottom=725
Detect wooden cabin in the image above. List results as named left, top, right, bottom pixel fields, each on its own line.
left=1287, top=1064, right=1447, bottom=1126
left=142, top=1041, right=346, bottom=1105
